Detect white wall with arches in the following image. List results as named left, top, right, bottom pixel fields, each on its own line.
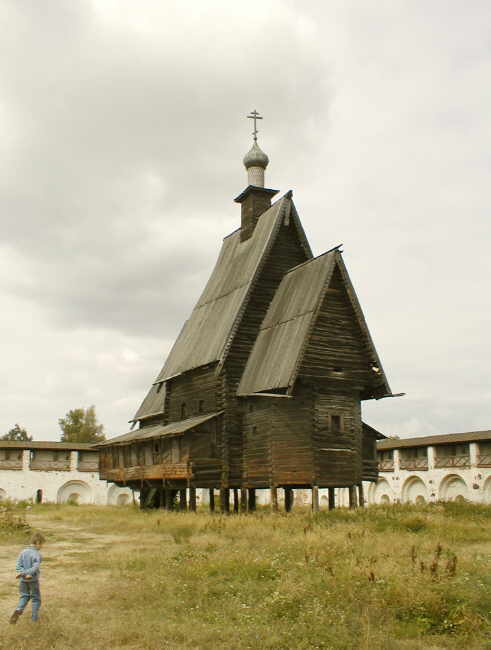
left=0, top=448, right=134, bottom=505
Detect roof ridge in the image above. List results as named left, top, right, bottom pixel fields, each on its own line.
left=284, top=247, right=340, bottom=276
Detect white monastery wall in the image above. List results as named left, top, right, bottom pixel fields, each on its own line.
left=0, top=449, right=133, bottom=506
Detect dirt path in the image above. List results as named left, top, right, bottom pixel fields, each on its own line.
left=0, top=513, right=117, bottom=641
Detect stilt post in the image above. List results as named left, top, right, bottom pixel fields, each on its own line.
left=248, top=488, right=256, bottom=512
left=311, top=486, right=319, bottom=513
left=209, top=489, right=215, bottom=512
left=284, top=488, right=293, bottom=512
left=233, top=488, right=239, bottom=513
left=270, top=487, right=279, bottom=512
left=328, top=487, right=335, bottom=510
left=189, top=487, right=197, bottom=512
left=349, top=485, right=358, bottom=509
left=240, top=488, right=248, bottom=513
left=358, top=483, right=365, bottom=508
left=220, top=488, right=230, bottom=514
left=179, top=488, right=187, bottom=511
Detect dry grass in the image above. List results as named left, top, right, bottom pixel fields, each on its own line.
left=1, top=502, right=490, bottom=649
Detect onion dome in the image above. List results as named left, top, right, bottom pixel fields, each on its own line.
left=243, top=142, right=269, bottom=170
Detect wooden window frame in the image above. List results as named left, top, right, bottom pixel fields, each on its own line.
left=329, top=414, right=343, bottom=434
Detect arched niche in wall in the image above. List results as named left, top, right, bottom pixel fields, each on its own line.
left=483, top=476, right=491, bottom=504
left=369, top=478, right=393, bottom=504
left=57, top=480, right=92, bottom=505
left=107, top=484, right=133, bottom=506
left=401, top=476, right=428, bottom=504
left=439, top=474, right=469, bottom=502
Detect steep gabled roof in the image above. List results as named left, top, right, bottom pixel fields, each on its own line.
left=131, top=382, right=166, bottom=422
left=237, top=251, right=337, bottom=395
left=151, top=195, right=311, bottom=383
left=238, top=250, right=390, bottom=397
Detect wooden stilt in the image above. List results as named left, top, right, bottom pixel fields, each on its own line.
left=139, top=485, right=147, bottom=509
left=248, top=488, right=256, bottom=512
left=270, top=487, right=279, bottom=512
left=160, top=483, right=166, bottom=509
left=220, top=488, right=230, bottom=513
left=233, top=488, right=239, bottom=513
left=311, top=486, right=319, bottom=513
left=284, top=488, right=293, bottom=512
left=179, top=488, right=187, bottom=511
left=209, top=489, right=215, bottom=512
left=349, top=486, right=358, bottom=509
left=358, top=483, right=365, bottom=508
left=189, top=487, right=197, bottom=512
left=240, top=488, right=248, bottom=513
left=328, top=487, right=335, bottom=510
left=165, top=488, right=173, bottom=510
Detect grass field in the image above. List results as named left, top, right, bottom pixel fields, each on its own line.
left=1, top=501, right=490, bottom=649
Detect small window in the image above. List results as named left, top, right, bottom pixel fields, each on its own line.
left=198, top=400, right=204, bottom=413
left=248, top=402, right=254, bottom=413
left=331, top=415, right=342, bottom=433
left=181, top=403, right=186, bottom=419
left=252, top=426, right=257, bottom=436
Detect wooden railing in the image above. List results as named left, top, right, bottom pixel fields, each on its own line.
left=78, top=461, right=99, bottom=472
left=434, top=455, right=470, bottom=468
left=399, top=457, right=428, bottom=470
left=0, top=460, right=23, bottom=470
left=31, top=461, right=71, bottom=471
left=100, top=462, right=192, bottom=483
left=477, top=454, right=491, bottom=467
left=378, top=459, right=394, bottom=471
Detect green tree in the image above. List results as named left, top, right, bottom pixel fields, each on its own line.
left=58, top=406, right=105, bottom=443
left=1, top=424, right=32, bottom=441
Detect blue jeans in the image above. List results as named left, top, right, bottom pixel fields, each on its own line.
left=16, top=579, right=41, bottom=621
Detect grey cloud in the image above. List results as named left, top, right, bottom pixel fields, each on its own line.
left=1, top=0, right=490, bottom=440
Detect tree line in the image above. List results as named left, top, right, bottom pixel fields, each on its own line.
left=1, top=406, right=106, bottom=443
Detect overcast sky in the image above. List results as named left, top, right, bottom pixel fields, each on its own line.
left=1, top=0, right=490, bottom=441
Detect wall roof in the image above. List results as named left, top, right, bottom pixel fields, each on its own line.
left=377, top=430, right=491, bottom=450
left=0, top=441, right=97, bottom=451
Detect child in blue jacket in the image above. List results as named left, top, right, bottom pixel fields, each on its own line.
left=10, top=531, right=45, bottom=624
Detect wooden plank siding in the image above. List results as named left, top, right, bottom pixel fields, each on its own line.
left=166, top=365, right=219, bottom=424
left=99, top=190, right=389, bottom=500
left=311, top=386, right=363, bottom=487
left=223, top=215, right=310, bottom=486
left=300, top=267, right=374, bottom=389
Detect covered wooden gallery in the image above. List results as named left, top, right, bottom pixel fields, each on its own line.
left=98, top=131, right=394, bottom=512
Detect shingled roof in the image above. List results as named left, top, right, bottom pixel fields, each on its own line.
left=132, top=382, right=166, bottom=423
left=238, top=250, right=337, bottom=395
left=238, top=250, right=390, bottom=397
left=98, top=411, right=223, bottom=446
left=153, top=195, right=311, bottom=383
left=378, top=430, right=491, bottom=450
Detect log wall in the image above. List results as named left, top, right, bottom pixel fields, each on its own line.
left=311, top=384, right=362, bottom=486
left=223, top=216, right=309, bottom=486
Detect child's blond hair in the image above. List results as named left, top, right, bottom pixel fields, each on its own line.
left=31, top=532, right=45, bottom=546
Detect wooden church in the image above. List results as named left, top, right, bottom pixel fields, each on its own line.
left=98, top=113, right=393, bottom=512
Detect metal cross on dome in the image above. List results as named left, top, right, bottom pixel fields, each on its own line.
left=247, top=109, right=263, bottom=143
